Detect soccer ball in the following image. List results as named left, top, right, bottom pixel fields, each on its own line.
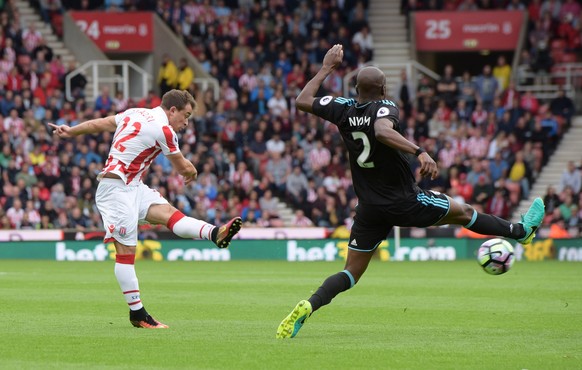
left=477, top=238, right=515, bottom=275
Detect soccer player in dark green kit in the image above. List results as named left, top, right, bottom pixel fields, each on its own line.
left=276, top=44, right=544, bottom=339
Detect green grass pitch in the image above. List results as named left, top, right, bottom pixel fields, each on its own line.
left=0, top=259, right=581, bottom=370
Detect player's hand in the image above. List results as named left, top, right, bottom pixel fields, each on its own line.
left=418, top=152, right=438, bottom=180
left=183, top=166, right=198, bottom=185
left=322, top=44, right=343, bottom=71
left=48, top=123, right=73, bottom=138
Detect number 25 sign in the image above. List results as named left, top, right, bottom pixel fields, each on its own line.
left=415, top=11, right=523, bottom=51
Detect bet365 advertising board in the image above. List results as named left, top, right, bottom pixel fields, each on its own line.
left=1, top=238, right=581, bottom=262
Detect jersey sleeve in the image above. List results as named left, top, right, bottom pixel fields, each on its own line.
left=376, top=101, right=401, bottom=132
left=114, top=108, right=138, bottom=126
left=114, top=111, right=127, bottom=126
left=156, top=125, right=181, bottom=156
left=311, top=96, right=351, bottom=125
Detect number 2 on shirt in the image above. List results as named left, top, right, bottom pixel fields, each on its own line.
left=351, top=131, right=375, bottom=168
left=113, top=121, right=142, bottom=152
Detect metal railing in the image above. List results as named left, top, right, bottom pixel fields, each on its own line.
left=516, top=62, right=582, bottom=101
left=65, top=60, right=151, bottom=102
left=343, top=61, right=440, bottom=98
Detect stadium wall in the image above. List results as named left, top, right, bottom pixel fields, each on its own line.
left=1, top=238, right=581, bottom=262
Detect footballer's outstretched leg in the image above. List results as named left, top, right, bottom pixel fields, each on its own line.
left=276, top=300, right=312, bottom=339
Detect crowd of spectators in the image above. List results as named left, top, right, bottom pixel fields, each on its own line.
left=1, top=0, right=580, bottom=238
left=1, top=0, right=374, bottom=231
left=541, top=159, right=582, bottom=238
left=393, top=56, right=574, bottom=231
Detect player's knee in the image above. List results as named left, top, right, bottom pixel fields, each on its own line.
left=461, top=204, right=475, bottom=223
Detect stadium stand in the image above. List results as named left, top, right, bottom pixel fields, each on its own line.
left=0, top=0, right=580, bottom=238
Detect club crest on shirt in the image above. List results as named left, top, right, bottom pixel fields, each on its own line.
left=377, top=107, right=390, bottom=117
left=320, top=96, right=333, bottom=106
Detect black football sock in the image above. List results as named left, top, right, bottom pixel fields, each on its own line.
left=465, top=211, right=525, bottom=240
left=130, top=306, right=147, bottom=320
left=308, top=270, right=354, bottom=312
left=211, top=227, right=218, bottom=243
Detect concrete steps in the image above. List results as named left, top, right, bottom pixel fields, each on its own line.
left=13, top=0, right=81, bottom=89
left=368, top=0, right=413, bottom=88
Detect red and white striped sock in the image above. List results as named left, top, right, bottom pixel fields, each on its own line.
left=115, top=254, right=143, bottom=311
left=167, top=211, right=215, bottom=240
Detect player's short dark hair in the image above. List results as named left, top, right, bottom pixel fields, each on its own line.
left=161, top=89, right=197, bottom=112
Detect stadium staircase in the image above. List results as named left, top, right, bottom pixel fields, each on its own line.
left=14, top=1, right=76, bottom=66
left=13, top=1, right=101, bottom=101
left=368, top=0, right=411, bottom=89
left=512, top=116, right=582, bottom=222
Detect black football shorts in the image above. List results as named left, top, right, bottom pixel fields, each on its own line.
left=348, top=190, right=450, bottom=252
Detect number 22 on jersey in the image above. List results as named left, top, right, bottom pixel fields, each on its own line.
left=113, top=117, right=142, bottom=152
left=351, top=131, right=375, bottom=168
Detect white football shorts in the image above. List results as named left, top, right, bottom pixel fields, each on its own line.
left=95, top=178, right=169, bottom=246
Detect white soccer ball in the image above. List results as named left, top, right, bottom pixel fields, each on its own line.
left=477, top=238, right=515, bottom=275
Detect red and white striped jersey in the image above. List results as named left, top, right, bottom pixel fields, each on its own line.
left=98, top=107, right=180, bottom=185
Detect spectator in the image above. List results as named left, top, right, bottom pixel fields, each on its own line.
left=454, top=173, right=474, bottom=202
left=493, top=55, right=511, bottom=91
left=351, top=25, right=373, bottom=60
left=22, top=22, right=43, bottom=54
left=543, top=185, right=562, bottom=215
left=63, top=61, right=87, bottom=99
left=267, top=87, right=288, bottom=118
left=94, top=85, right=113, bottom=114
left=436, top=64, right=457, bottom=109
left=548, top=217, right=572, bottom=238
left=489, top=151, right=509, bottom=183
left=508, top=151, right=532, bottom=200
left=392, top=69, right=415, bottom=118
left=264, top=151, right=289, bottom=195
left=485, top=188, right=511, bottom=219
left=137, top=90, right=162, bottom=109
left=550, top=89, right=575, bottom=125
left=541, top=0, right=562, bottom=20
left=157, top=54, right=178, bottom=95
left=472, top=175, right=495, bottom=206
left=290, top=209, right=314, bottom=227
left=457, top=71, right=477, bottom=111
left=286, top=165, right=309, bottom=207
left=475, top=65, right=499, bottom=111
left=6, top=198, right=24, bottom=228
left=558, top=161, right=582, bottom=193
left=309, top=140, right=331, bottom=172
left=176, top=57, right=194, bottom=90
left=259, top=189, right=279, bottom=216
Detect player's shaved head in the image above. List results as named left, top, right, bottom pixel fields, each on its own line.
left=355, top=66, right=386, bottom=101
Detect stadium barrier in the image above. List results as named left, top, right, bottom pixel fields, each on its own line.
left=1, top=238, right=581, bottom=261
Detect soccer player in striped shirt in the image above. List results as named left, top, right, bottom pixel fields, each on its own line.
left=50, top=89, right=242, bottom=329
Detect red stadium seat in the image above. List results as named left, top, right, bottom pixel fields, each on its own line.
left=550, top=39, right=566, bottom=51
left=551, top=49, right=564, bottom=62
left=551, top=65, right=567, bottom=85
left=560, top=53, right=578, bottom=63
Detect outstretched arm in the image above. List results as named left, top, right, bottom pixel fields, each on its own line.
left=48, top=116, right=117, bottom=139
left=374, top=118, right=438, bottom=180
left=167, top=152, right=198, bottom=185
left=296, top=44, right=344, bottom=113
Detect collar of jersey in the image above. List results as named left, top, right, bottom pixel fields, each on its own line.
left=355, top=102, right=372, bottom=108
